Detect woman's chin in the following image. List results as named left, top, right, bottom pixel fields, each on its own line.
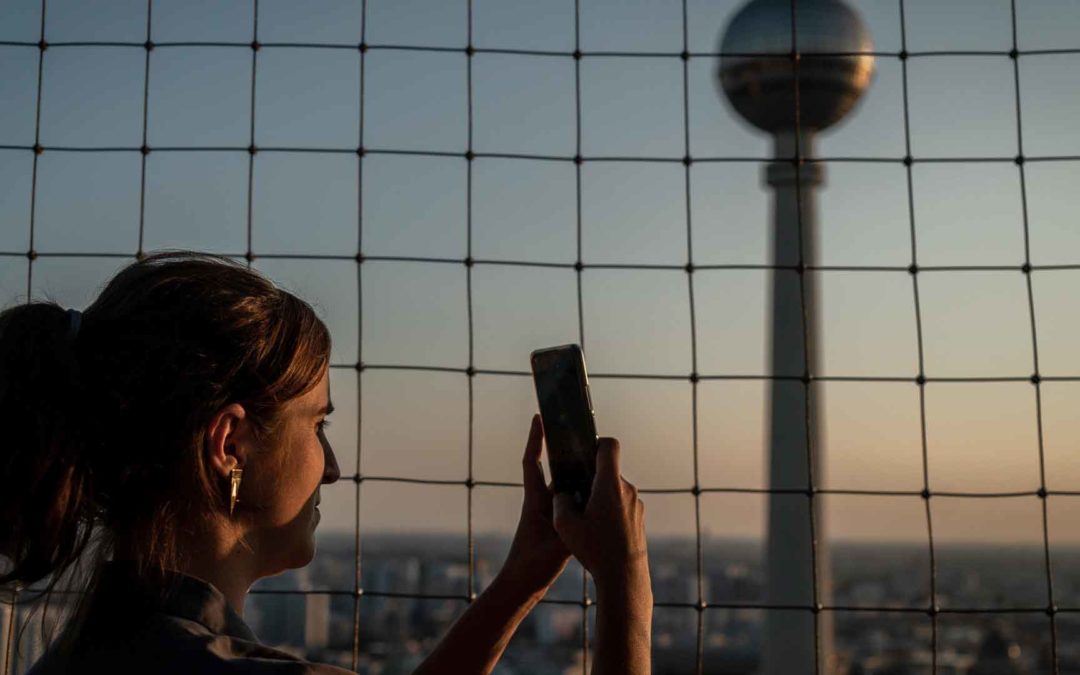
left=293, top=521, right=319, bottom=567
left=294, top=539, right=317, bottom=568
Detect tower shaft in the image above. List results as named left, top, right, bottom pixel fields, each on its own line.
left=762, top=130, right=833, bottom=675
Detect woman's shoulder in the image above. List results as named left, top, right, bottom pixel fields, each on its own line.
left=27, top=611, right=357, bottom=675
left=54, top=561, right=359, bottom=674
left=158, top=613, right=358, bottom=674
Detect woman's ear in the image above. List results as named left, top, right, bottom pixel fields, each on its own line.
left=205, top=402, right=249, bottom=478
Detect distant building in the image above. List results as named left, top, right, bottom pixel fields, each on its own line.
left=252, top=569, right=306, bottom=648
left=1, top=601, right=12, bottom=675
left=970, top=628, right=1026, bottom=675
left=305, top=592, right=330, bottom=649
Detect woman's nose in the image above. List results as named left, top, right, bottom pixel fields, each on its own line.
left=321, top=435, right=341, bottom=484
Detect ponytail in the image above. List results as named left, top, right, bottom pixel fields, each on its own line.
left=0, top=302, right=97, bottom=594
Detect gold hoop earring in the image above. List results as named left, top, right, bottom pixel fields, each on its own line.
left=229, top=467, right=243, bottom=516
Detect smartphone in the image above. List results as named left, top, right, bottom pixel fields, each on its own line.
left=530, top=344, right=599, bottom=511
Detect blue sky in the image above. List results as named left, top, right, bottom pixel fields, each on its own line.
left=1, top=0, right=1080, bottom=554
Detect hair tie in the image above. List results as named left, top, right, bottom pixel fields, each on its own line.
left=66, top=308, right=83, bottom=343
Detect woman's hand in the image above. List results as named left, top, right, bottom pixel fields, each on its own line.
left=552, top=437, right=652, bottom=675
left=552, top=437, right=650, bottom=594
left=498, top=414, right=572, bottom=597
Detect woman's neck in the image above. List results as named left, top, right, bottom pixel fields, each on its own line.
left=113, top=524, right=261, bottom=617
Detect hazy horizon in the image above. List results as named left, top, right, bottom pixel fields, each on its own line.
left=316, top=528, right=1080, bottom=549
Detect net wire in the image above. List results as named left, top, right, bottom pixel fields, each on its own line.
left=0, top=0, right=1073, bottom=673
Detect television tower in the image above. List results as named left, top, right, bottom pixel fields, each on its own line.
left=716, top=1, right=875, bottom=673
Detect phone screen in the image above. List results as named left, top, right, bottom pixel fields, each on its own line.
left=530, top=344, right=598, bottom=510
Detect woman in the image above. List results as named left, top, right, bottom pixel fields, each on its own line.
left=0, top=250, right=652, bottom=674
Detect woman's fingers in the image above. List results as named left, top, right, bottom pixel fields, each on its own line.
left=594, top=437, right=621, bottom=483
left=553, top=492, right=585, bottom=543
left=549, top=435, right=651, bottom=584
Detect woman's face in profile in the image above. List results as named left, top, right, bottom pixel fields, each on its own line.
left=248, top=365, right=341, bottom=572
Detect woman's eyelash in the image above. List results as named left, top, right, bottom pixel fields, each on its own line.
left=317, top=420, right=331, bottom=432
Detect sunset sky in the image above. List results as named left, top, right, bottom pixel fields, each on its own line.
left=1, top=0, right=1079, bottom=556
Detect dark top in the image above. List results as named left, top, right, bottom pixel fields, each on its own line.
left=26, top=560, right=354, bottom=674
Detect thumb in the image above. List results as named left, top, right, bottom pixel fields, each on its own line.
left=521, top=414, right=547, bottom=501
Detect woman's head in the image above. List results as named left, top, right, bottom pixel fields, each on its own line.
left=0, top=250, right=340, bottom=595
left=201, top=360, right=340, bottom=575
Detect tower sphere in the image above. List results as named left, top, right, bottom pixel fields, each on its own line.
left=717, top=0, right=875, bottom=134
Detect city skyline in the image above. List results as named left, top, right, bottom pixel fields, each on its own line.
left=9, top=531, right=1074, bottom=674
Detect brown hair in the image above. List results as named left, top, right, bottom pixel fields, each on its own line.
left=0, top=249, right=331, bottom=657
